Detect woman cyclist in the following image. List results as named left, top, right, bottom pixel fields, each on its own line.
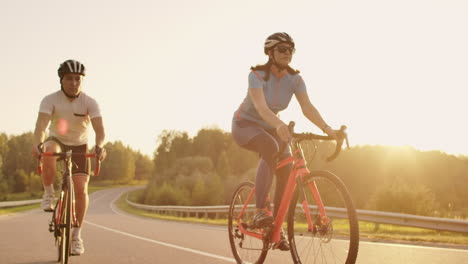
left=231, top=32, right=337, bottom=251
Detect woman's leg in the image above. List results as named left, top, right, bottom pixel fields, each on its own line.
left=242, top=133, right=279, bottom=209
left=273, top=159, right=293, bottom=217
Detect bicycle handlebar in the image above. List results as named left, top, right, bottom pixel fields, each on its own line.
left=277, top=121, right=349, bottom=162
left=37, top=151, right=101, bottom=176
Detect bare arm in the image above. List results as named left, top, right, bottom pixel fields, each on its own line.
left=249, top=88, right=290, bottom=141
left=91, top=116, right=107, bottom=161
left=91, top=117, right=106, bottom=148
left=295, top=91, right=337, bottom=139
left=249, top=88, right=284, bottom=128
left=31, top=112, right=51, bottom=157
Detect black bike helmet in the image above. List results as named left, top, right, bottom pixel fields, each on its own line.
left=264, top=32, right=295, bottom=55
left=57, top=59, right=86, bottom=80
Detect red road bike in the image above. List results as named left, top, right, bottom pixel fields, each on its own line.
left=38, top=149, right=100, bottom=264
left=228, top=122, right=359, bottom=264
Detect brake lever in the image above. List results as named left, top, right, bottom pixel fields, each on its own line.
left=325, top=125, right=347, bottom=162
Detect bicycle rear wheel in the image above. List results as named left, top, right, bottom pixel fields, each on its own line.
left=287, top=170, right=359, bottom=264
left=228, top=182, right=269, bottom=264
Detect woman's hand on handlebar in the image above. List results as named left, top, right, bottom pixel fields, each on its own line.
left=276, top=123, right=292, bottom=142
left=323, top=126, right=338, bottom=141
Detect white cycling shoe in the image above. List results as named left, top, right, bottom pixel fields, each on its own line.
left=41, top=193, right=55, bottom=212
left=71, top=238, right=85, bottom=256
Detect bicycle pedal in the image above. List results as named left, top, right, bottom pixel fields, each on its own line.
left=48, top=222, right=55, bottom=232
left=262, top=225, right=274, bottom=240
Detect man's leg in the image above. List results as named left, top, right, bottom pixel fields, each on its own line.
left=71, top=173, right=89, bottom=255
left=72, top=174, right=89, bottom=229
left=41, top=141, right=60, bottom=211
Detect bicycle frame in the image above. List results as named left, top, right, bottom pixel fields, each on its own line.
left=236, top=138, right=330, bottom=244
left=54, top=151, right=78, bottom=229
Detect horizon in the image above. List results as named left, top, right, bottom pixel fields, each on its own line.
left=1, top=126, right=466, bottom=159
left=1, top=0, right=467, bottom=157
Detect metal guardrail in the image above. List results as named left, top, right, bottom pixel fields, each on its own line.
left=0, top=199, right=41, bottom=208
left=126, top=198, right=468, bottom=234
left=3, top=196, right=467, bottom=233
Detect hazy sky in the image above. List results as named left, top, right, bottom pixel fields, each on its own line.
left=1, top=0, right=467, bottom=156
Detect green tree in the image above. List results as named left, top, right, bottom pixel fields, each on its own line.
left=153, top=130, right=192, bottom=174
left=98, top=141, right=135, bottom=183
left=366, top=180, right=437, bottom=216
left=29, top=172, right=43, bottom=194
left=192, top=128, right=231, bottom=169
left=144, top=182, right=189, bottom=205
left=134, top=152, right=153, bottom=181
left=13, top=169, right=29, bottom=193
left=3, top=133, right=35, bottom=192
left=191, top=176, right=207, bottom=206
left=0, top=133, right=9, bottom=160
left=215, top=151, right=231, bottom=177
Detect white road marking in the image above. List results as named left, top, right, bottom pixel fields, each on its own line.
left=359, top=240, right=468, bottom=253
left=85, top=220, right=236, bottom=263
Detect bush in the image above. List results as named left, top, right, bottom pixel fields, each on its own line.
left=13, top=169, right=29, bottom=193
left=366, top=179, right=437, bottom=216
left=29, top=172, right=43, bottom=193
left=144, top=182, right=189, bottom=205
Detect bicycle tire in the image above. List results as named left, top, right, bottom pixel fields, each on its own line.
left=228, top=182, right=269, bottom=264
left=53, top=196, right=63, bottom=262
left=58, top=185, right=72, bottom=264
left=57, top=191, right=66, bottom=263
left=64, top=184, right=73, bottom=264
left=287, top=170, right=359, bottom=264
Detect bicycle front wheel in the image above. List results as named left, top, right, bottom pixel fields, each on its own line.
left=288, top=170, right=359, bottom=264
left=58, top=188, right=72, bottom=264
left=228, top=182, right=269, bottom=264
left=53, top=196, right=63, bottom=262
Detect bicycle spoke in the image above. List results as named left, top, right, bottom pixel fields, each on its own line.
left=288, top=171, right=359, bottom=264
left=228, top=182, right=268, bottom=264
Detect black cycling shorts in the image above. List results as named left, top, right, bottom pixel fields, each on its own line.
left=45, top=137, right=90, bottom=175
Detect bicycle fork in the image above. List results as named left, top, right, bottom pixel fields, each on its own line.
left=300, top=174, right=331, bottom=236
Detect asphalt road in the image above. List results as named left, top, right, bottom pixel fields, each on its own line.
left=1, top=187, right=467, bottom=264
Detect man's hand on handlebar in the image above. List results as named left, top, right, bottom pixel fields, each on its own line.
left=95, top=145, right=107, bottom=162
left=31, top=143, right=44, bottom=158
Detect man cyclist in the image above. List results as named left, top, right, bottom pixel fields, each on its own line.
left=231, top=33, right=337, bottom=250
left=31, top=59, right=107, bottom=256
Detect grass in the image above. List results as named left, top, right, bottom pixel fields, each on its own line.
left=359, top=221, right=468, bottom=245
left=0, top=203, right=40, bottom=215
left=117, top=191, right=228, bottom=226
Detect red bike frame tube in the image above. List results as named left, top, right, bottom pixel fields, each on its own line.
left=295, top=156, right=330, bottom=227
left=276, top=156, right=294, bottom=170
left=56, top=190, right=64, bottom=224
left=308, top=181, right=329, bottom=224
left=270, top=159, right=299, bottom=243
left=302, top=199, right=314, bottom=232
left=237, top=152, right=331, bottom=242
left=237, top=187, right=263, bottom=240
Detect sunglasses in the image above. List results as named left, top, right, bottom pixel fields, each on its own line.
left=275, top=46, right=296, bottom=54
